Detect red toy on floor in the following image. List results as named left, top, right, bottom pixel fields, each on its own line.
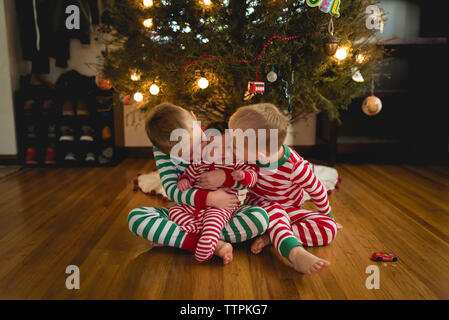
left=371, top=252, right=398, bottom=262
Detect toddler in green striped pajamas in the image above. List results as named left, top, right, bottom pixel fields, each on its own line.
left=127, top=103, right=269, bottom=263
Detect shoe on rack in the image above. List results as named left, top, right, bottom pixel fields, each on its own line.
left=42, top=99, right=54, bottom=112
left=45, top=146, right=56, bottom=164
left=62, top=100, right=75, bottom=116
left=48, top=124, right=57, bottom=139
left=85, top=152, right=96, bottom=162
left=64, top=152, right=76, bottom=161
left=59, top=126, right=75, bottom=142
left=98, top=147, right=114, bottom=164
left=102, top=126, right=112, bottom=140
left=80, top=126, right=95, bottom=142
left=96, top=95, right=113, bottom=106
left=26, top=125, right=37, bottom=139
left=26, top=147, right=38, bottom=164
left=101, top=111, right=112, bottom=118
left=76, top=99, right=89, bottom=116
left=24, top=99, right=36, bottom=111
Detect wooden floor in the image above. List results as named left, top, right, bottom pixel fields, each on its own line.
left=0, top=159, right=448, bottom=300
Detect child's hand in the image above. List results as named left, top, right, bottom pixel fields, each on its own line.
left=231, top=170, right=245, bottom=182
left=336, top=222, right=343, bottom=230
left=206, top=188, right=240, bottom=211
left=177, top=179, right=192, bottom=192
left=198, top=169, right=226, bottom=189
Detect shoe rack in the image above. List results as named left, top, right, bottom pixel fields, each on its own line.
left=14, top=80, right=120, bottom=167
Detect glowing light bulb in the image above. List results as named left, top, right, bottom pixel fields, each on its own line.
left=335, top=47, right=348, bottom=61
left=150, top=84, right=160, bottom=95
left=131, top=72, right=141, bottom=81
left=134, top=92, right=144, bottom=102
left=143, top=18, right=153, bottom=28
left=203, top=0, right=212, bottom=6
left=143, top=0, right=153, bottom=7
left=198, top=77, right=209, bottom=89
left=356, top=54, right=365, bottom=64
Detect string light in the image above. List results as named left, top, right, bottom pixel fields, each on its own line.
left=143, top=0, right=153, bottom=7
left=150, top=83, right=160, bottom=95
left=130, top=71, right=141, bottom=81
left=335, top=47, right=348, bottom=61
left=134, top=92, right=144, bottom=102
left=203, top=0, right=212, bottom=6
left=198, top=74, right=209, bottom=89
left=143, top=18, right=153, bottom=28
left=356, top=54, right=365, bottom=64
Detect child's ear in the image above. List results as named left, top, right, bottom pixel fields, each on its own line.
left=189, top=111, right=197, bottom=121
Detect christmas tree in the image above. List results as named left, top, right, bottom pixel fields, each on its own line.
left=99, top=0, right=386, bottom=123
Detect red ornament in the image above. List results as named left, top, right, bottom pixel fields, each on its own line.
left=122, top=95, right=134, bottom=105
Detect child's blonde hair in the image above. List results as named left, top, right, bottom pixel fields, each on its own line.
left=145, top=103, right=194, bottom=154
left=229, top=103, right=289, bottom=148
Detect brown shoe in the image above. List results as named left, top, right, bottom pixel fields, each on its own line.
left=62, top=100, right=74, bottom=116
left=102, top=126, right=112, bottom=140
left=76, top=99, right=89, bottom=116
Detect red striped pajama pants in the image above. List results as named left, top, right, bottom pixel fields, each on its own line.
left=249, top=199, right=338, bottom=260
left=168, top=205, right=233, bottom=262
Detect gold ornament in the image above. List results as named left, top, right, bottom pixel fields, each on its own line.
left=362, top=95, right=382, bottom=116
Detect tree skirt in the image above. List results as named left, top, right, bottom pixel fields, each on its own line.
left=133, top=164, right=341, bottom=202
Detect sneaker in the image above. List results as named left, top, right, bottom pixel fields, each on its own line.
left=62, top=100, right=75, bottom=116
left=60, top=126, right=75, bottom=141
left=24, top=99, right=36, bottom=111
left=97, top=105, right=112, bottom=113
left=96, top=95, right=112, bottom=106
left=65, top=152, right=76, bottom=161
left=76, top=99, right=89, bottom=116
left=48, top=124, right=57, bottom=139
left=45, top=146, right=56, bottom=164
left=80, top=126, right=95, bottom=142
left=85, top=152, right=96, bottom=162
left=26, top=147, right=38, bottom=164
left=102, top=126, right=112, bottom=140
left=26, top=125, right=37, bottom=138
left=99, top=147, right=114, bottom=164
left=42, top=99, right=54, bottom=112
left=101, top=111, right=112, bottom=118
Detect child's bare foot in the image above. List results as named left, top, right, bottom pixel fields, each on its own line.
left=215, top=240, right=233, bottom=265
left=250, top=233, right=270, bottom=254
left=289, top=246, right=330, bottom=275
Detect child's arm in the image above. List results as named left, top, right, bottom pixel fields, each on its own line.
left=197, top=168, right=242, bottom=189
left=231, top=163, right=258, bottom=188
left=154, top=148, right=208, bottom=207
left=291, top=159, right=331, bottom=216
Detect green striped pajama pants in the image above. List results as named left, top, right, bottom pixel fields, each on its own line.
left=127, top=205, right=269, bottom=252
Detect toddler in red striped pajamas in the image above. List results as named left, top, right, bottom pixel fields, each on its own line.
left=168, top=123, right=258, bottom=264
left=229, top=103, right=340, bottom=275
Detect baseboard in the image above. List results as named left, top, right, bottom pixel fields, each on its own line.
left=0, top=155, right=19, bottom=165
left=124, top=147, right=154, bottom=159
